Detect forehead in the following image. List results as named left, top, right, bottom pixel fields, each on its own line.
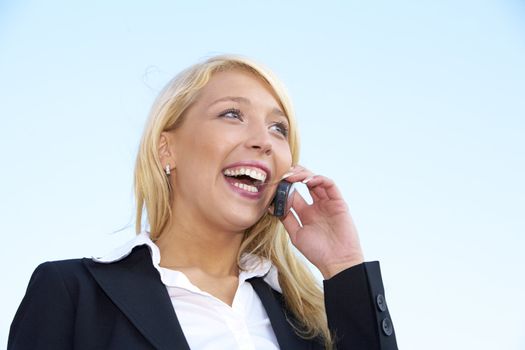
left=197, top=69, right=282, bottom=107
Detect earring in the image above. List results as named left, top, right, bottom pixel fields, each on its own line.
left=165, top=164, right=171, bottom=176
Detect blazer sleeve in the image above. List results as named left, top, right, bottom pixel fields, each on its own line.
left=8, top=262, right=75, bottom=350
left=323, top=261, right=398, bottom=350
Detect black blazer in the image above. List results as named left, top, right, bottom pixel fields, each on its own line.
left=8, top=246, right=397, bottom=349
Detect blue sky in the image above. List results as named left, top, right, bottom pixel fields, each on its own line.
left=1, top=1, right=524, bottom=348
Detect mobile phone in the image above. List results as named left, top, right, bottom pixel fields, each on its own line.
left=271, top=180, right=294, bottom=217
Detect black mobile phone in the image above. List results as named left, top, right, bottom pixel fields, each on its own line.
left=271, top=180, right=293, bottom=217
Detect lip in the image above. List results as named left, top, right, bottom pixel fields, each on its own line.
left=222, top=160, right=272, bottom=200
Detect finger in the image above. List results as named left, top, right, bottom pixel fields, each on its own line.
left=296, top=177, right=330, bottom=201
left=284, top=172, right=325, bottom=201
left=304, top=175, right=344, bottom=201
left=267, top=203, right=275, bottom=216
left=281, top=166, right=344, bottom=202
left=308, top=183, right=330, bottom=200
left=289, top=190, right=310, bottom=214
left=280, top=166, right=315, bottom=183
left=308, top=190, right=322, bottom=203
left=281, top=208, right=301, bottom=243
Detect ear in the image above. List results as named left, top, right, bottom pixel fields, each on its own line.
left=158, top=132, right=176, bottom=168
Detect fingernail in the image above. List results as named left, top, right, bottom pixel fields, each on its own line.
left=280, top=172, right=294, bottom=180
left=302, top=175, right=316, bottom=184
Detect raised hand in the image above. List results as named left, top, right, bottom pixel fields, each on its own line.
left=278, top=165, right=365, bottom=279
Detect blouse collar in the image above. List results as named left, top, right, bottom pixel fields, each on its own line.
left=92, top=231, right=282, bottom=293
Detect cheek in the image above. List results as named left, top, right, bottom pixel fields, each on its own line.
left=174, top=132, right=219, bottom=185
left=274, top=143, right=293, bottom=172
left=186, top=129, right=237, bottom=176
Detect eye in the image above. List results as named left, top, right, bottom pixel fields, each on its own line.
left=219, top=108, right=243, bottom=121
left=270, top=122, right=289, bottom=137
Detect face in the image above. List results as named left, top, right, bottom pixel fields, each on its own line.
left=160, top=69, right=293, bottom=232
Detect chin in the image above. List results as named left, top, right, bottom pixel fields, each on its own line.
left=221, top=206, right=267, bottom=232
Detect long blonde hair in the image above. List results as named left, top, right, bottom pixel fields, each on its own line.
left=134, top=55, right=332, bottom=348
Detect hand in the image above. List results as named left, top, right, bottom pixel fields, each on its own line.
left=276, top=165, right=365, bottom=279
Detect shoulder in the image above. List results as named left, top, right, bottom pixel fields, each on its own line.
left=29, top=245, right=152, bottom=287
left=33, top=258, right=85, bottom=275
left=23, top=258, right=94, bottom=301
left=10, top=260, right=90, bottom=339
left=14, top=246, right=151, bottom=312
left=30, top=258, right=91, bottom=281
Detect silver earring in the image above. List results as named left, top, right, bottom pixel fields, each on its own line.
left=165, top=164, right=171, bottom=176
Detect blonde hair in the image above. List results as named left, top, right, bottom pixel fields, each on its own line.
left=134, top=55, right=332, bottom=348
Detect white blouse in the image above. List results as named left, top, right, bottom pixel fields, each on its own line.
left=93, top=232, right=281, bottom=350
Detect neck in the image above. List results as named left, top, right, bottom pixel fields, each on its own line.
left=155, top=212, right=245, bottom=278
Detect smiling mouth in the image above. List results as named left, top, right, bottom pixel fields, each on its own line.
left=223, top=167, right=268, bottom=193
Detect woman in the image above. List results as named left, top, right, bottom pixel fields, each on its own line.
left=8, top=55, right=398, bottom=349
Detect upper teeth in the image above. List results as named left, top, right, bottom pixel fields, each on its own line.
left=223, top=167, right=267, bottom=182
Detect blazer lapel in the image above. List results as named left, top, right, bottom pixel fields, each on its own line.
left=248, top=277, right=316, bottom=350
left=83, top=245, right=190, bottom=350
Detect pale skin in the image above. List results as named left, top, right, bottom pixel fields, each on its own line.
left=156, top=69, right=364, bottom=306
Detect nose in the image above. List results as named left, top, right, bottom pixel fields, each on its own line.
left=245, top=122, right=272, bottom=156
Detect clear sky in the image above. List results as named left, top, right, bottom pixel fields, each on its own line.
left=1, top=0, right=524, bottom=348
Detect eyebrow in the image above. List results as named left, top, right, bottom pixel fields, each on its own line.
left=208, top=96, right=287, bottom=119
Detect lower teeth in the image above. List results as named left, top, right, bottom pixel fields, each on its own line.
left=234, top=182, right=258, bottom=193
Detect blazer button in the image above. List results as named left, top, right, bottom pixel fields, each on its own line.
left=376, top=293, right=387, bottom=312
left=382, top=317, right=394, bottom=336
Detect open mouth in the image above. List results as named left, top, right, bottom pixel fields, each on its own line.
left=222, top=166, right=268, bottom=194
